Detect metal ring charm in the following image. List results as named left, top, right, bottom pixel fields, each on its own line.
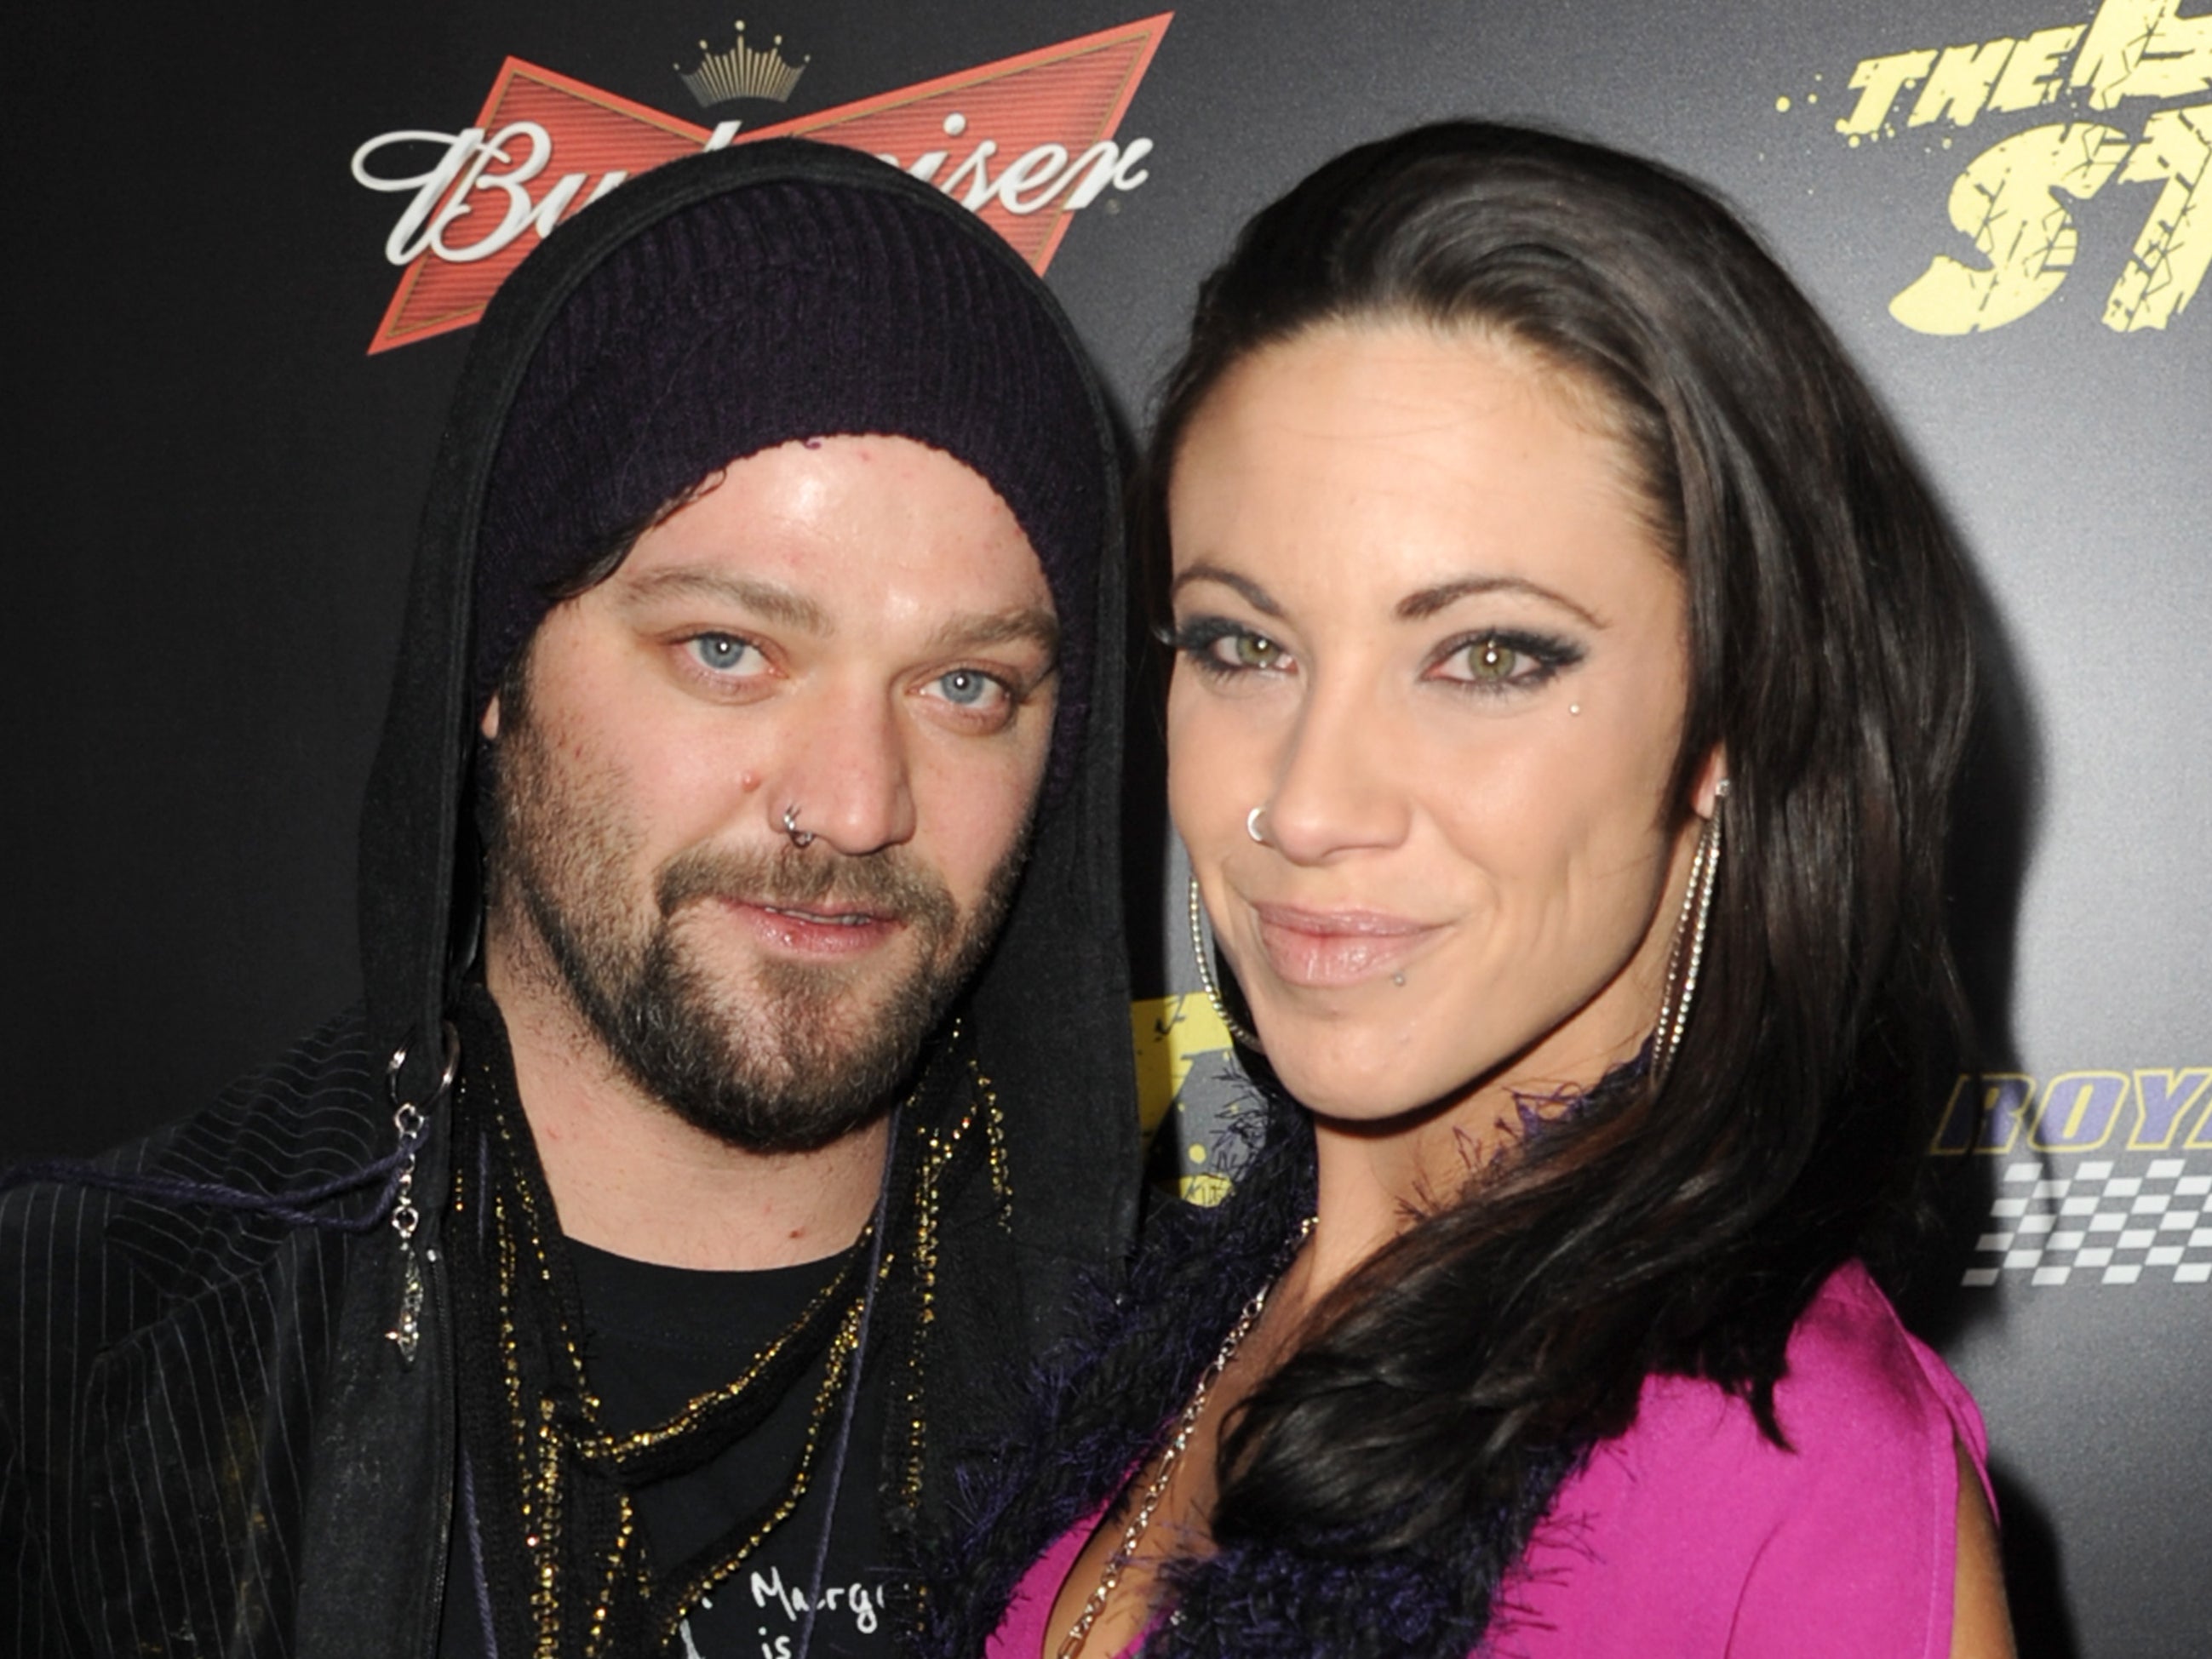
left=1246, top=805, right=1269, bottom=845
left=782, top=804, right=816, bottom=849
left=383, top=1018, right=461, bottom=1107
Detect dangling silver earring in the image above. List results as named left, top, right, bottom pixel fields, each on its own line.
left=1652, top=781, right=1727, bottom=1084
left=1188, top=873, right=1263, bottom=1051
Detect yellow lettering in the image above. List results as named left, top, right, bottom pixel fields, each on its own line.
left=2130, top=1067, right=2212, bottom=1147
left=2030, top=1072, right=2130, bottom=1151
left=1911, top=39, right=2020, bottom=128
left=2073, top=0, right=2212, bottom=108
left=1931, top=1074, right=2037, bottom=1153
left=1891, top=122, right=2135, bottom=333
left=1130, top=994, right=1233, bottom=1141
left=1841, top=49, right=1939, bottom=134
left=2105, top=103, right=2212, bottom=327
left=1990, top=24, right=2089, bottom=112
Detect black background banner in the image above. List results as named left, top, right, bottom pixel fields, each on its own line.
left=8, top=4, right=2209, bottom=1655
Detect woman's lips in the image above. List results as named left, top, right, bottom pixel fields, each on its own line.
left=1250, top=902, right=1441, bottom=988
left=717, top=896, right=902, bottom=958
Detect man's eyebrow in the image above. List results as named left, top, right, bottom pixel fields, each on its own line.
left=610, top=569, right=1055, bottom=659
left=1167, top=563, right=1284, bottom=617
left=616, top=568, right=829, bottom=633
left=1396, top=575, right=1605, bottom=628
left=928, top=606, right=1060, bottom=659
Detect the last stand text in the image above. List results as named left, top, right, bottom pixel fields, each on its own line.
left=1814, top=0, right=2211, bottom=336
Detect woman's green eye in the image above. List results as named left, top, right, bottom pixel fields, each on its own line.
left=1172, top=618, right=1296, bottom=678
left=1232, top=632, right=1284, bottom=669
left=1466, top=638, right=1518, bottom=681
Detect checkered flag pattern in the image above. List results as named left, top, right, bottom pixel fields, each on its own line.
left=1962, top=1158, right=2212, bottom=1287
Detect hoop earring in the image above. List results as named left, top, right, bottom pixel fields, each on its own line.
left=1187, top=874, right=1264, bottom=1051
left=1652, top=784, right=1727, bottom=1084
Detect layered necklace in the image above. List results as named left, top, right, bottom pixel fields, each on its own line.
left=445, top=1013, right=1005, bottom=1659
left=1054, top=1215, right=1316, bottom=1659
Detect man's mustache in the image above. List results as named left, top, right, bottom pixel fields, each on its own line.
left=654, top=842, right=957, bottom=934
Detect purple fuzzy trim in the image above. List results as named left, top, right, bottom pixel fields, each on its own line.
left=914, top=1106, right=1583, bottom=1659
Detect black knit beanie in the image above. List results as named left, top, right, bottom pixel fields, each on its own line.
left=472, top=148, right=1107, bottom=794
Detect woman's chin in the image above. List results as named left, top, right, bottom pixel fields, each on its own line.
left=1261, top=1041, right=1487, bottom=1133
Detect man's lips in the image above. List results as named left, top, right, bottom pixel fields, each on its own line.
left=1249, top=901, right=1441, bottom=988
left=711, top=895, right=904, bottom=957
left=760, top=902, right=880, bottom=926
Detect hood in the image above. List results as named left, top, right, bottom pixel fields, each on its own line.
left=357, top=139, right=1138, bottom=1290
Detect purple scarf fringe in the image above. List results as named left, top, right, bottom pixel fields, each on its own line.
left=915, top=1107, right=1579, bottom=1659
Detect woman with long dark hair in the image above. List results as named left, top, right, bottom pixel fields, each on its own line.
left=935, top=123, right=2014, bottom=1658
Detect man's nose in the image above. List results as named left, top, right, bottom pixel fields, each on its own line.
left=770, top=683, right=918, bottom=856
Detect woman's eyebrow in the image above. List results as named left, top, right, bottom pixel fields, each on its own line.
left=1396, top=575, right=1604, bottom=629
left=1168, top=563, right=1284, bottom=617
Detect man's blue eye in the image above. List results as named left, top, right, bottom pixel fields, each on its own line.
left=937, top=669, right=996, bottom=707
left=691, top=634, right=756, bottom=672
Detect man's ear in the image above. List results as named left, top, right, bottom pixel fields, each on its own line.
left=480, top=694, right=502, bottom=741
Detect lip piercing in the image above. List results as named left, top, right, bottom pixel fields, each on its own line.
left=782, top=804, right=814, bottom=849
left=1568, top=704, right=1582, bottom=716
left=1246, top=806, right=1269, bottom=845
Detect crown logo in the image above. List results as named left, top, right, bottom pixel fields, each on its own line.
left=676, top=20, right=810, bottom=107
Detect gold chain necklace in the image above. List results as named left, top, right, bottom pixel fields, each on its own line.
left=455, top=1023, right=1007, bottom=1659
left=1054, top=1216, right=1316, bottom=1659
left=475, top=1101, right=880, bottom=1656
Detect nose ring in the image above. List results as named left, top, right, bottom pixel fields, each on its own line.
left=1246, top=805, right=1269, bottom=845
left=782, top=804, right=815, bottom=849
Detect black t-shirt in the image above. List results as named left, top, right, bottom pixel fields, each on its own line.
left=438, top=1239, right=897, bottom=1659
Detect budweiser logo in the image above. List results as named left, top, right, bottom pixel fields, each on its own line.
left=351, top=13, right=1172, bottom=354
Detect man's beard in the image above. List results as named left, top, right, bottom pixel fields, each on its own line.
left=483, top=701, right=1030, bottom=1153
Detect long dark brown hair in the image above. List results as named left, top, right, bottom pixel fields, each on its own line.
left=1146, top=123, right=1978, bottom=1553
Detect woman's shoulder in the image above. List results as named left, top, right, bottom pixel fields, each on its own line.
left=1593, top=1266, right=1980, bottom=1550
left=1490, top=1262, right=1987, bottom=1659
left=1767, top=1260, right=1988, bottom=1466
left=1682, top=1259, right=1988, bottom=1477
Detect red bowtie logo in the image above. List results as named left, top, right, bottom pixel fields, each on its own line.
left=353, top=14, right=1172, bottom=354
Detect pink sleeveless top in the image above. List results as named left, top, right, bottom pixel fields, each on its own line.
left=989, top=1262, right=1990, bottom=1659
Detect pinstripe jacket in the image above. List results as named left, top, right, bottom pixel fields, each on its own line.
left=1, top=1010, right=458, bottom=1656
left=2, top=144, right=1138, bottom=1657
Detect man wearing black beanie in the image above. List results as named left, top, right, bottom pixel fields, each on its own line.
left=1, top=141, right=1138, bottom=1659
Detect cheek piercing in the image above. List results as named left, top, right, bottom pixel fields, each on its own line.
left=1246, top=805, right=1269, bottom=845
left=782, top=804, right=815, bottom=849
left=1568, top=704, right=1582, bottom=716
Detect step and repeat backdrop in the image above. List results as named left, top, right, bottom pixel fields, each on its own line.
left=6, top=3, right=2205, bottom=1652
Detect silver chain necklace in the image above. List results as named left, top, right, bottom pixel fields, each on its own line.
left=1055, top=1216, right=1317, bottom=1659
